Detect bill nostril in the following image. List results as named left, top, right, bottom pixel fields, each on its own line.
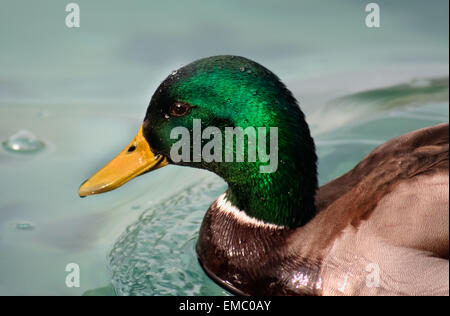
left=128, top=145, right=137, bottom=153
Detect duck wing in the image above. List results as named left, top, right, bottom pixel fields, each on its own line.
left=314, top=123, right=448, bottom=295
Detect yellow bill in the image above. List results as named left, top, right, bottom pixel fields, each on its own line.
left=78, top=125, right=168, bottom=197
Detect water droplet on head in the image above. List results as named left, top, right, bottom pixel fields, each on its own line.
left=2, top=130, right=45, bottom=154
left=246, top=70, right=252, bottom=74
left=164, top=114, right=170, bottom=119
left=171, top=70, right=178, bottom=76
left=239, top=67, right=245, bottom=72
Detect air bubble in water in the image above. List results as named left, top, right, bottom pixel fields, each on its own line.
left=2, top=130, right=45, bottom=154
left=37, top=111, right=50, bottom=118
left=15, top=222, right=35, bottom=230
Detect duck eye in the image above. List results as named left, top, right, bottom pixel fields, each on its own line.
left=169, top=102, right=191, bottom=117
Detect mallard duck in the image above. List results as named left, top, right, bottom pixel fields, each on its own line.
left=79, top=56, right=449, bottom=296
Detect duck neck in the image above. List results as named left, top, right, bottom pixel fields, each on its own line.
left=223, top=114, right=318, bottom=228
left=198, top=190, right=323, bottom=295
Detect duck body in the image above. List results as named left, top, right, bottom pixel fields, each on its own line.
left=79, top=55, right=449, bottom=296
left=197, top=123, right=449, bottom=296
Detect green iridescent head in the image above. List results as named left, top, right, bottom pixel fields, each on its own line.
left=142, top=56, right=318, bottom=227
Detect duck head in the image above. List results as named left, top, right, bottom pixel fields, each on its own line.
left=79, top=55, right=318, bottom=228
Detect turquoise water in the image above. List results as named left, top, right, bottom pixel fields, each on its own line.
left=0, top=1, right=448, bottom=295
